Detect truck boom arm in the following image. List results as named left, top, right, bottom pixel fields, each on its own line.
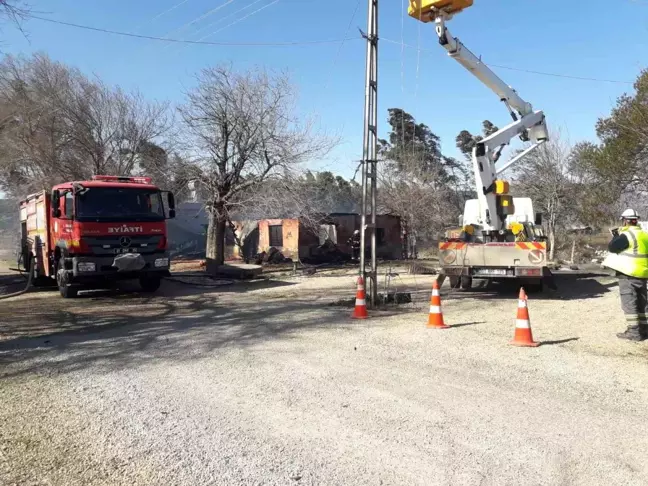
left=435, top=15, right=533, bottom=119
left=411, top=3, right=549, bottom=233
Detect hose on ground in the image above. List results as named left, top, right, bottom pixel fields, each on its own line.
left=0, top=255, right=34, bottom=300
left=163, top=275, right=235, bottom=287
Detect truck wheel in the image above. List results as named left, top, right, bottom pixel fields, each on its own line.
left=449, top=276, right=461, bottom=289
left=139, top=276, right=162, bottom=293
left=460, top=276, right=473, bottom=290
left=57, top=259, right=78, bottom=298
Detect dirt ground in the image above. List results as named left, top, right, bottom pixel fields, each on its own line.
left=1, top=266, right=648, bottom=485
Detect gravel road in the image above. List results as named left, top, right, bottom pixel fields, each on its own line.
left=1, top=270, right=648, bottom=485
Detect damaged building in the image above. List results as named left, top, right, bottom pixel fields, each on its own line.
left=226, top=213, right=402, bottom=263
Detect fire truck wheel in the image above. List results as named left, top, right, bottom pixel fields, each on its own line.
left=56, top=259, right=78, bottom=298
left=139, top=276, right=162, bottom=293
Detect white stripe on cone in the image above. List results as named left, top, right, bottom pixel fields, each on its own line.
left=516, top=319, right=530, bottom=329
left=518, top=300, right=527, bottom=308
left=356, top=299, right=366, bottom=306
left=429, top=305, right=441, bottom=314
left=432, top=289, right=440, bottom=297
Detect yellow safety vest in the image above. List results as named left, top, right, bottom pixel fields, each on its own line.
left=603, top=226, right=648, bottom=278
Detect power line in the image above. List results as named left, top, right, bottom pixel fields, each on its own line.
left=170, top=0, right=264, bottom=54
left=380, top=37, right=634, bottom=85
left=400, top=0, right=405, bottom=96
left=158, top=0, right=239, bottom=42
left=484, top=63, right=634, bottom=85
left=181, top=0, right=266, bottom=40
left=27, top=14, right=357, bottom=46
left=193, top=0, right=280, bottom=43
left=320, top=0, right=362, bottom=93
left=26, top=15, right=634, bottom=84
left=171, top=0, right=270, bottom=55
left=132, top=0, right=194, bottom=33
left=148, top=0, right=194, bottom=24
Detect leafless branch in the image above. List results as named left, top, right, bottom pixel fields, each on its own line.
left=0, top=53, right=173, bottom=196
left=176, top=63, right=338, bottom=266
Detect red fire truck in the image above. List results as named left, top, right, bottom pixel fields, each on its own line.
left=19, top=175, right=176, bottom=298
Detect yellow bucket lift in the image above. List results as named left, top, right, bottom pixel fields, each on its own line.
left=408, top=0, right=473, bottom=21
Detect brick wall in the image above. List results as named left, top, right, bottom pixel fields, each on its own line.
left=258, top=218, right=300, bottom=259
left=375, top=215, right=402, bottom=259
left=226, top=214, right=402, bottom=261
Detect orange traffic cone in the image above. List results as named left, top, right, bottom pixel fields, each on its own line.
left=351, top=276, right=368, bottom=319
left=510, top=287, right=539, bottom=347
left=427, top=279, right=449, bottom=329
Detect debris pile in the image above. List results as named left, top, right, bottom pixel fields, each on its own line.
left=302, top=239, right=351, bottom=265
left=253, top=247, right=293, bottom=265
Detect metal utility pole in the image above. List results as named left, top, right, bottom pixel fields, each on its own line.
left=360, top=0, right=378, bottom=306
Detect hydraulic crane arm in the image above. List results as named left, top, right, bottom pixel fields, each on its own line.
left=434, top=15, right=533, bottom=120
left=408, top=0, right=549, bottom=234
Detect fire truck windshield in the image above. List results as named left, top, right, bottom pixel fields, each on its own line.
left=75, top=187, right=166, bottom=222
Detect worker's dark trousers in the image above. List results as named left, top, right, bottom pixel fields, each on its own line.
left=618, top=274, right=648, bottom=331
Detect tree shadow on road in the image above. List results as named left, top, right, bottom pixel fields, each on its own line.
left=444, top=273, right=617, bottom=302
left=0, top=279, right=353, bottom=380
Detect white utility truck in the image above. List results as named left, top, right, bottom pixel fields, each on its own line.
left=409, top=0, right=552, bottom=292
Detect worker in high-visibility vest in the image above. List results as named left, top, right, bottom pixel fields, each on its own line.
left=603, top=209, right=648, bottom=341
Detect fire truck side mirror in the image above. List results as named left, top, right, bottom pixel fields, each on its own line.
left=167, top=192, right=176, bottom=219
left=534, top=213, right=542, bottom=226
left=51, top=190, right=61, bottom=218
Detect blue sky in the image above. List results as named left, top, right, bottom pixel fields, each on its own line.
left=3, top=0, right=648, bottom=180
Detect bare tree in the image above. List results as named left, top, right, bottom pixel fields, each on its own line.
left=0, top=53, right=82, bottom=194
left=61, top=79, right=171, bottom=176
left=177, top=64, right=336, bottom=270
left=232, top=171, right=361, bottom=240
left=379, top=155, right=458, bottom=258
left=0, top=1, right=29, bottom=33
left=513, top=131, right=576, bottom=261
left=0, top=53, right=172, bottom=197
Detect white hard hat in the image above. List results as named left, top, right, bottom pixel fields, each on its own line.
left=353, top=230, right=360, bottom=235
left=621, top=208, right=640, bottom=220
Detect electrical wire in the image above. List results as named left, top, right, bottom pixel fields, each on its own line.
left=158, top=0, right=239, bottom=42
left=400, top=0, right=405, bottom=97
left=484, top=63, right=634, bottom=85
left=381, top=37, right=634, bottom=85
left=132, top=0, right=194, bottom=33
left=321, top=0, right=362, bottom=94
left=27, top=14, right=356, bottom=47
left=192, top=0, right=280, bottom=43
left=162, top=0, right=248, bottom=51
left=399, top=0, right=405, bottom=146
left=147, top=0, right=194, bottom=24
left=414, top=19, right=422, bottom=101
left=27, top=14, right=636, bottom=85
left=180, top=0, right=267, bottom=41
